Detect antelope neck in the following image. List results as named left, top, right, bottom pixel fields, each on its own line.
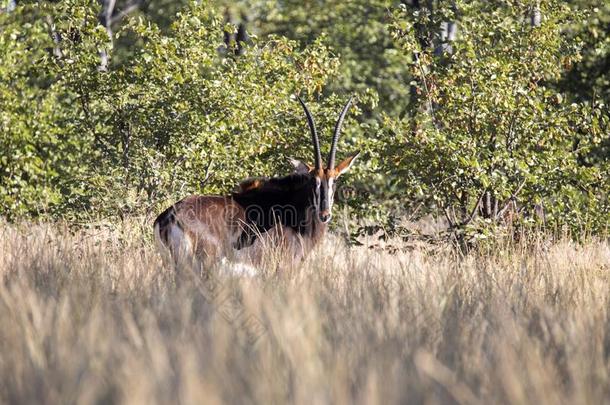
left=232, top=174, right=327, bottom=245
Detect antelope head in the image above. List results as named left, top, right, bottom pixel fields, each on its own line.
left=291, top=96, right=360, bottom=224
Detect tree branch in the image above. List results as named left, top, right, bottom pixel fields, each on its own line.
left=201, top=160, right=214, bottom=189
left=443, top=206, right=456, bottom=229
left=45, top=15, right=63, bottom=59
left=496, top=179, right=527, bottom=219
left=99, top=0, right=117, bottom=71
left=109, top=0, right=140, bottom=25
left=459, top=192, right=484, bottom=227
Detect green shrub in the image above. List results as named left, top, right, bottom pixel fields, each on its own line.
left=387, top=0, right=608, bottom=235
left=0, top=1, right=344, bottom=220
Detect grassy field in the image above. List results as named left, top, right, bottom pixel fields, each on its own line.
left=0, top=220, right=609, bottom=404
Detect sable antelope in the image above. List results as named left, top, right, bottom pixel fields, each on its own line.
left=154, top=96, right=359, bottom=265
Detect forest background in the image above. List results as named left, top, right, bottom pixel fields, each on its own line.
left=1, top=0, right=608, bottom=238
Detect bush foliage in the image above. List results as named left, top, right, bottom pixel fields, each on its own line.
left=0, top=0, right=608, bottom=235
left=387, top=0, right=609, bottom=234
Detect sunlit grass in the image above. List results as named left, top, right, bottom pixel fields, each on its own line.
left=0, top=220, right=609, bottom=404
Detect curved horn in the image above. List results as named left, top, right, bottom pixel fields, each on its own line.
left=327, top=96, right=353, bottom=169
left=297, top=96, right=322, bottom=170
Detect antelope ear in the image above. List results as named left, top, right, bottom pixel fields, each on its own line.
left=289, top=158, right=312, bottom=174
left=334, top=152, right=360, bottom=176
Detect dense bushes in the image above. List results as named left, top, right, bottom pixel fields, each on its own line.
left=387, top=0, right=609, bottom=234
left=0, top=0, right=608, bottom=235
left=0, top=1, right=343, bottom=219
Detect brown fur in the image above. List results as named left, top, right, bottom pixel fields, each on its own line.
left=154, top=196, right=246, bottom=263
left=155, top=154, right=358, bottom=266
left=154, top=97, right=359, bottom=267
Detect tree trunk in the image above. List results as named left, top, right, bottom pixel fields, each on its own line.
left=46, top=16, right=63, bottom=59
left=530, top=2, right=541, bottom=27
left=7, top=0, right=16, bottom=12
left=98, top=0, right=116, bottom=71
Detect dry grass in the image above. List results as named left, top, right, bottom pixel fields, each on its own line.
left=0, top=219, right=609, bottom=405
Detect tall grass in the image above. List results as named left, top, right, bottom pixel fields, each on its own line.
left=0, top=220, right=609, bottom=404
